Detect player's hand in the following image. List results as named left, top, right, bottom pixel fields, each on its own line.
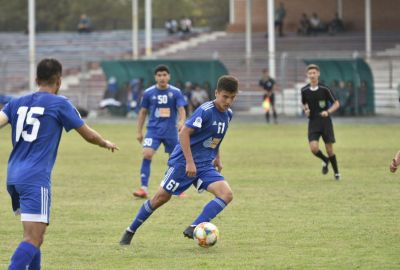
left=103, top=140, right=119, bottom=152
left=185, top=161, right=197, bottom=177
left=213, top=159, right=223, bottom=172
left=320, top=111, right=329, bottom=117
left=390, top=158, right=398, bottom=173
left=136, top=133, right=143, bottom=144
left=304, top=108, right=310, bottom=117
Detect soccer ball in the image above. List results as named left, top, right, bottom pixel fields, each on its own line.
left=193, top=222, right=219, bottom=248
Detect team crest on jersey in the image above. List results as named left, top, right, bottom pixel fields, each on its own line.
left=168, top=92, right=173, bottom=98
left=319, top=100, right=326, bottom=108
left=193, top=117, right=202, bottom=128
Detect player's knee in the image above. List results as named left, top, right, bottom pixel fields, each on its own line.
left=24, top=235, right=44, bottom=248
left=310, top=147, right=319, bottom=154
left=143, top=152, right=153, bottom=160
left=221, top=189, right=233, bottom=204
left=151, top=192, right=171, bottom=209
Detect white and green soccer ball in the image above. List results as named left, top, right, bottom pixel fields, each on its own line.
left=193, top=222, right=219, bottom=248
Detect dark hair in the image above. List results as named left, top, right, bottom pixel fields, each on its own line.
left=154, top=64, right=170, bottom=74
left=216, top=75, right=239, bottom=93
left=37, top=58, right=62, bottom=85
left=306, top=64, right=320, bottom=72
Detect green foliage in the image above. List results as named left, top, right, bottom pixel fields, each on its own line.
left=0, top=0, right=229, bottom=31
left=0, top=122, right=399, bottom=269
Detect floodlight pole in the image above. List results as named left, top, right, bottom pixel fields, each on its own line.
left=28, top=0, right=36, bottom=92
left=132, top=0, right=139, bottom=59
left=267, top=0, right=276, bottom=78
left=245, top=0, right=252, bottom=58
left=365, top=0, right=372, bottom=60
left=145, top=0, right=152, bottom=57
left=229, top=0, right=235, bottom=24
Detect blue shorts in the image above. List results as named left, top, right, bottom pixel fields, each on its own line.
left=7, top=184, right=51, bottom=224
left=143, top=135, right=178, bottom=154
left=160, top=163, right=225, bottom=195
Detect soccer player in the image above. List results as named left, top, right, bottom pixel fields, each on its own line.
left=120, top=75, right=238, bottom=245
left=259, top=69, right=278, bottom=124
left=132, top=65, right=187, bottom=198
left=1, top=58, right=118, bottom=270
left=301, top=64, right=341, bottom=180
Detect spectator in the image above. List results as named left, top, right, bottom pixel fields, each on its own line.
left=182, top=81, right=194, bottom=116
left=336, top=80, right=350, bottom=115
left=309, top=13, right=323, bottom=35
left=275, top=2, right=286, bottom=37
left=298, top=13, right=311, bottom=36
left=358, top=80, right=368, bottom=115
left=104, top=76, right=118, bottom=99
left=129, top=78, right=144, bottom=114
left=328, top=13, right=345, bottom=35
left=77, top=14, right=92, bottom=33
left=165, top=19, right=173, bottom=35
left=190, top=84, right=209, bottom=110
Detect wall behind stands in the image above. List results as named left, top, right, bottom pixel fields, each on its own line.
left=228, top=0, right=400, bottom=32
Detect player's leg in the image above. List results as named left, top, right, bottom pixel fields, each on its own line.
left=183, top=166, right=233, bottom=239
left=122, top=164, right=191, bottom=245
left=163, top=137, right=187, bottom=198
left=309, top=122, right=330, bottom=174
left=8, top=185, right=49, bottom=270
left=133, top=137, right=160, bottom=198
left=271, top=94, right=278, bottom=123
left=323, top=123, right=340, bottom=180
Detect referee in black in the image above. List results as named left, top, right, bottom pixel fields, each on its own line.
left=259, top=69, right=278, bottom=124
left=301, top=64, right=341, bottom=180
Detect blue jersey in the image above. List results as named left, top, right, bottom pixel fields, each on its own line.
left=168, top=101, right=233, bottom=166
left=141, top=85, right=186, bottom=138
left=1, top=92, right=84, bottom=187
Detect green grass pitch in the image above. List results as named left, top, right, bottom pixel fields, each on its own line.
left=0, top=122, right=399, bottom=269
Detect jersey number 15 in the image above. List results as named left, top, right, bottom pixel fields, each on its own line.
left=16, top=106, right=45, bottom=142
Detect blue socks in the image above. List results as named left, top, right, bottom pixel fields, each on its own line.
left=29, top=249, right=41, bottom=270
left=140, top=159, right=152, bottom=187
left=8, top=241, right=39, bottom=270
left=192, top=197, right=227, bottom=225
left=128, top=200, right=154, bottom=232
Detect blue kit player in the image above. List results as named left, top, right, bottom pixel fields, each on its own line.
left=0, top=58, right=118, bottom=269
left=133, top=65, right=186, bottom=198
left=120, top=75, right=239, bottom=245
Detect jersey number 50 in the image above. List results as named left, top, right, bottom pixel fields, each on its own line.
left=16, top=106, right=45, bottom=142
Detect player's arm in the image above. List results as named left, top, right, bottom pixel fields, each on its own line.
left=213, top=150, right=223, bottom=172
left=321, top=100, right=340, bottom=117
left=177, top=106, right=186, bottom=132
left=321, top=88, right=340, bottom=117
left=136, top=107, right=147, bottom=143
left=390, top=151, right=400, bottom=173
left=301, top=91, right=310, bottom=117
left=0, top=111, right=9, bottom=128
left=179, top=125, right=196, bottom=177
left=75, top=124, right=118, bottom=152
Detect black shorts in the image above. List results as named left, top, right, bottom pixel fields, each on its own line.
left=308, top=117, right=336, bottom=143
left=263, top=93, right=275, bottom=106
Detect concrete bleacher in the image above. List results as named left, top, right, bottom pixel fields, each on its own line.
left=159, top=31, right=400, bottom=115
left=0, top=29, right=198, bottom=110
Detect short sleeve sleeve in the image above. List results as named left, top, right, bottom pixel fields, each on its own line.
left=140, top=92, right=150, bottom=109
left=185, top=107, right=209, bottom=131
left=301, top=89, right=306, bottom=105
left=1, top=101, right=12, bottom=122
left=325, top=87, right=337, bottom=103
left=176, top=91, right=187, bottom=108
left=58, top=99, right=84, bottom=132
